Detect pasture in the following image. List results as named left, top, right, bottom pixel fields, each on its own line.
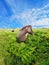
left=0, top=28, right=49, bottom=65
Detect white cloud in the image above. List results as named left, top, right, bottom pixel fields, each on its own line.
left=5, top=3, right=49, bottom=28
left=32, top=18, right=49, bottom=26
left=16, top=3, right=49, bottom=28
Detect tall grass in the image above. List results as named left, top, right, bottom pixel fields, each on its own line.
left=0, top=28, right=49, bottom=65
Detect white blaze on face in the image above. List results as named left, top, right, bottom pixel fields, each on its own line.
left=26, top=33, right=28, bottom=37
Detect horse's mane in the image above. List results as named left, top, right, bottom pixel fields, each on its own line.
left=20, top=25, right=31, bottom=31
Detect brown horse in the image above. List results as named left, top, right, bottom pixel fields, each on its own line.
left=17, top=25, right=33, bottom=41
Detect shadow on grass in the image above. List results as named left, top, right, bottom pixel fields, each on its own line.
left=16, top=37, right=21, bottom=43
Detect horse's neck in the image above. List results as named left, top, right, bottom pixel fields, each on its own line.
left=22, top=30, right=28, bottom=38
left=21, top=29, right=27, bottom=35
left=19, top=29, right=28, bottom=37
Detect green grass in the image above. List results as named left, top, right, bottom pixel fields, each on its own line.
left=0, top=28, right=49, bottom=65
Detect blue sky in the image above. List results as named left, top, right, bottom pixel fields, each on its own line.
left=0, top=0, right=49, bottom=28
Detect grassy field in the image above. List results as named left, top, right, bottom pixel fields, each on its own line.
left=0, top=28, right=49, bottom=65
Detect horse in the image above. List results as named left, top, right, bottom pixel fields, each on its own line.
left=17, top=25, right=33, bottom=42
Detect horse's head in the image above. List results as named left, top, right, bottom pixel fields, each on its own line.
left=19, top=25, right=33, bottom=35
left=26, top=25, right=33, bottom=35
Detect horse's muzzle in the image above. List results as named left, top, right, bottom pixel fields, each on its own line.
left=30, top=32, right=33, bottom=35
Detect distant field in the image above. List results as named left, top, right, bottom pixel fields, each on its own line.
left=0, top=28, right=49, bottom=65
